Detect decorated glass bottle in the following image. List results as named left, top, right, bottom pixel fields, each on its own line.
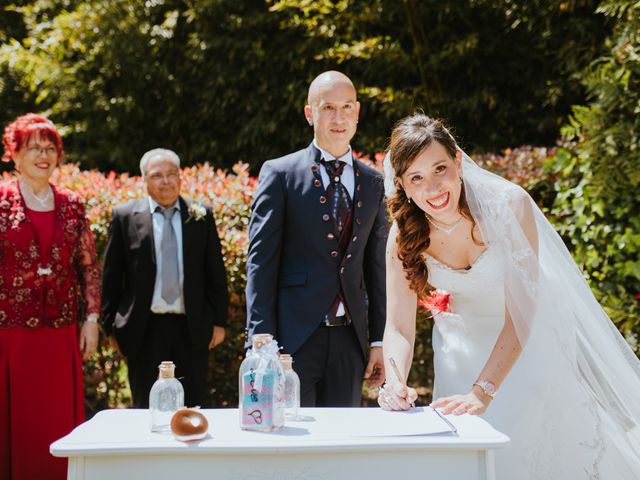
left=149, top=361, right=185, bottom=433
left=238, top=333, right=285, bottom=431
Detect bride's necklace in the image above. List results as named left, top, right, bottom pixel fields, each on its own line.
left=426, top=214, right=464, bottom=235
left=20, top=179, right=52, bottom=208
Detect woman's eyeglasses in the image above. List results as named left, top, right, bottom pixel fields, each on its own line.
left=25, top=145, right=58, bottom=157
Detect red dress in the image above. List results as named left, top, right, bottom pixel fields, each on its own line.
left=0, top=181, right=101, bottom=480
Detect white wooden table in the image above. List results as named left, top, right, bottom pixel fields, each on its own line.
left=51, top=408, right=509, bottom=480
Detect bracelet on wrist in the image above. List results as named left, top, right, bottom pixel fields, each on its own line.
left=473, top=380, right=497, bottom=398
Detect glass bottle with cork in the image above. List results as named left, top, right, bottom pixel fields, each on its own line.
left=149, top=361, right=185, bottom=433
left=280, top=353, right=300, bottom=420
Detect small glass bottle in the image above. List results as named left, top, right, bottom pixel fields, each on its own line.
left=149, top=361, right=185, bottom=433
left=280, top=354, right=300, bottom=420
left=239, top=333, right=285, bottom=431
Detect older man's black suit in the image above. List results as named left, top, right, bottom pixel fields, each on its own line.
left=101, top=196, right=228, bottom=407
left=246, top=144, right=387, bottom=406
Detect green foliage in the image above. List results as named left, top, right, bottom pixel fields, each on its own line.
left=1, top=0, right=607, bottom=174
left=270, top=0, right=608, bottom=152
left=550, top=0, right=640, bottom=341
left=0, top=0, right=332, bottom=172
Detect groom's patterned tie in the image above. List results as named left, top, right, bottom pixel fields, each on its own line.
left=321, top=158, right=353, bottom=323
left=321, top=159, right=353, bottom=243
left=158, top=206, right=180, bottom=304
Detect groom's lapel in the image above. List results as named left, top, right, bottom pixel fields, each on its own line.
left=304, top=142, right=322, bottom=184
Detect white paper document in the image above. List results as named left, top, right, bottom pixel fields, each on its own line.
left=344, top=407, right=457, bottom=437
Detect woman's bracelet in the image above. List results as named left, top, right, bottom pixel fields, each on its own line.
left=472, top=380, right=497, bottom=398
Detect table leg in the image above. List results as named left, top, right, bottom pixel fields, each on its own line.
left=481, top=449, right=496, bottom=480
left=66, top=456, right=85, bottom=480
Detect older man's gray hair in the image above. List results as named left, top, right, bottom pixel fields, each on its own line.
left=139, top=148, right=181, bottom=177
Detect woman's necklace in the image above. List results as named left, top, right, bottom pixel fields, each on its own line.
left=426, top=214, right=464, bottom=235
left=20, top=179, right=52, bottom=208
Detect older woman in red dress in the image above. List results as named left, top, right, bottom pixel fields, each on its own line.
left=0, top=114, right=101, bottom=480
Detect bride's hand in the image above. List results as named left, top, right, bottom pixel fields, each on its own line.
left=377, top=382, right=418, bottom=411
left=431, top=390, right=489, bottom=415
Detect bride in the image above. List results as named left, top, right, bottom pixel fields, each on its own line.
left=378, top=113, right=640, bottom=478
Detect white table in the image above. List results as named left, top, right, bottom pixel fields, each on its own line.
left=51, top=408, right=509, bottom=480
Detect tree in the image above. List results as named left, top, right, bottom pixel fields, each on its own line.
left=1, top=0, right=608, bottom=172
left=269, top=0, right=608, bottom=152
left=0, top=0, right=36, bottom=175
left=551, top=0, right=640, bottom=343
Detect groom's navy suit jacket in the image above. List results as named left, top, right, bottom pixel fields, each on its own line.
left=246, top=144, right=388, bottom=358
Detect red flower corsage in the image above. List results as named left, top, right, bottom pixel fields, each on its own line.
left=419, top=289, right=452, bottom=315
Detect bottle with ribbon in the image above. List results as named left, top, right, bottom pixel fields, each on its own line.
left=238, top=333, right=285, bottom=431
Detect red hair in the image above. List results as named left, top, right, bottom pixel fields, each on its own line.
left=2, top=113, right=63, bottom=163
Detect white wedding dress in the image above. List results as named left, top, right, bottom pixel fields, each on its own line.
left=427, top=245, right=640, bottom=479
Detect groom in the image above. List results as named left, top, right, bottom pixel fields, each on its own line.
left=246, top=71, right=387, bottom=407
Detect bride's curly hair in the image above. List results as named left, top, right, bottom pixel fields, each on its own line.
left=388, top=113, right=477, bottom=300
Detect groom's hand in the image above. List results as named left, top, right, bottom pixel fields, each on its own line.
left=364, top=346, right=385, bottom=388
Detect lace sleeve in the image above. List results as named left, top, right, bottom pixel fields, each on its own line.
left=75, top=207, right=102, bottom=317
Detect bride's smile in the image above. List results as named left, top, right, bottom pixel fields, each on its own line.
left=426, top=192, right=449, bottom=209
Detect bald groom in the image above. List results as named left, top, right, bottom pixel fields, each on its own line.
left=246, top=71, right=387, bottom=407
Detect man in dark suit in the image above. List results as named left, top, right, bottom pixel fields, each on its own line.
left=101, top=148, right=228, bottom=408
left=246, top=71, right=387, bottom=407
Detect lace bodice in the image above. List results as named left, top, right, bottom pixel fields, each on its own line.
left=426, top=245, right=504, bottom=320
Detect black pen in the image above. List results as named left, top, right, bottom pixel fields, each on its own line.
left=388, top=357, right=416, bottom=408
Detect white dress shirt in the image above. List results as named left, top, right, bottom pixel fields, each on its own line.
left=149, top=197, right=186, bottom=314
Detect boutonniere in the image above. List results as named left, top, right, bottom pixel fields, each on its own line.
left=187, top=202, right=207, bottom=222
left=419, top=289, right=452, bottom=316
